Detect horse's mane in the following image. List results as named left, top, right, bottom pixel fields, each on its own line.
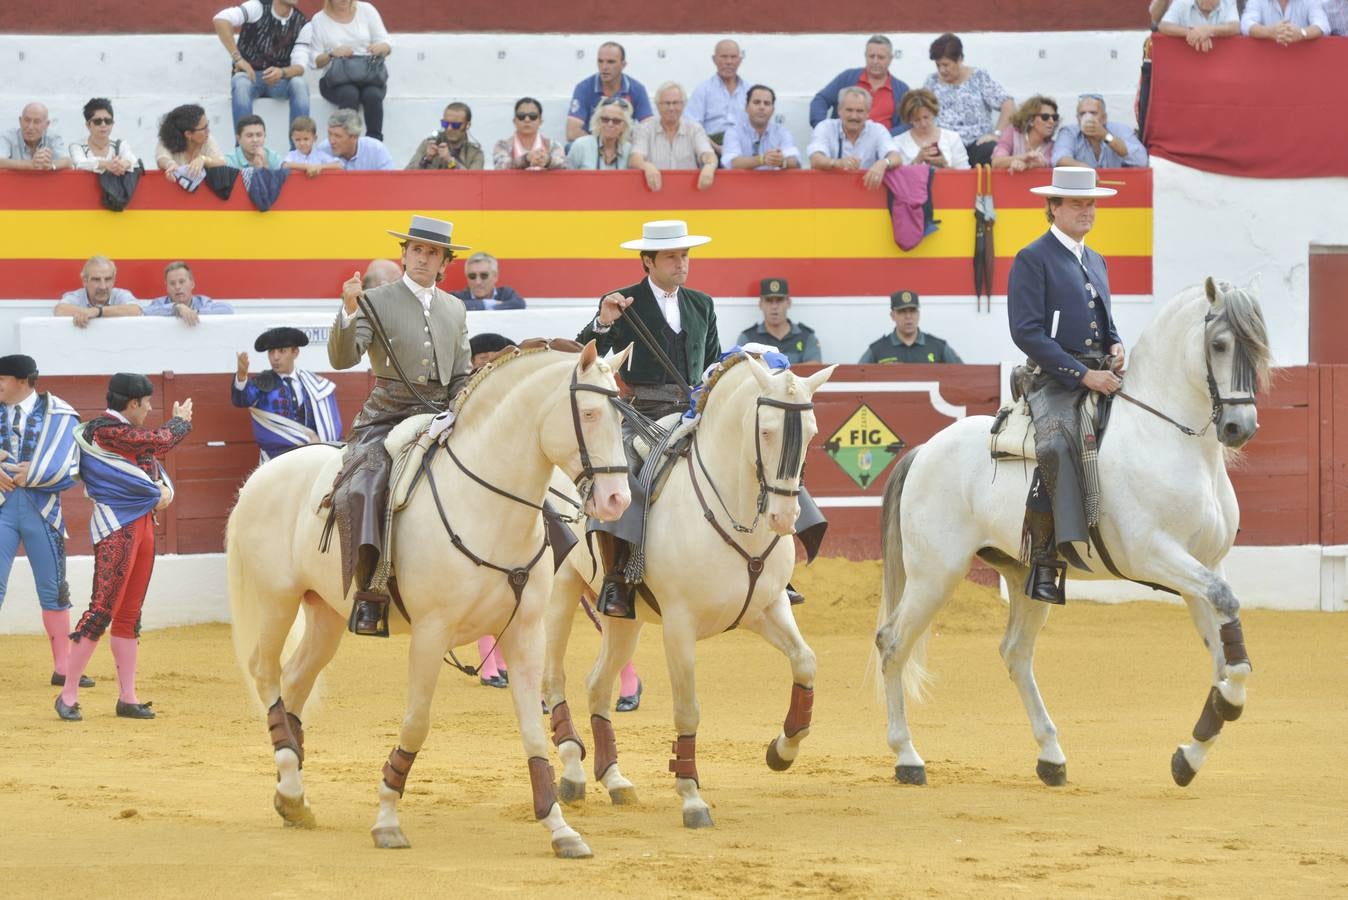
left=451, top=338, right=581, bottom=417
left=694, top=353, right=751, bottom=416
left=1214, top=283, right=1272, bottom=393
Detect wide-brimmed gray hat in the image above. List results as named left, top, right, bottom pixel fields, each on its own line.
left=619, top=220, right=712, bottom=251
left=1029, top=166, right=1118, bottom=199
left=387, top=215, right=471, bottom=251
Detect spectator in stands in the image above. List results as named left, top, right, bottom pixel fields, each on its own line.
left=630, top=82, right=718, bottom=192
left=736, top=279, right=821, bottom=364
left=143, top=262, right=235, bottom=325
left=283, top=115, right=343, bottom=176
left=1158, top=0, right=1240, bottom=50
left=54, top=256, right=144, bottom=328
left=722, top=85, right=801, bottom=170
left=309, top=0, right=392, bottom=141
left=1241, top=0, right=1329, bottom=41
left=807, top=87, right=901, bottom=190
left=1052, top=95, right=1149, bottom=169
left=991, top=96, right=1058, bottom=173
left=566, top=96, right=635, bottom=170
left=809, top=35, right=911, bottom=136
left=922, top=33, right=1014, bottom=167
left=451, top=253, right=526, bottom=310
left=1150, top=0, right=1173, bottom=27
left=1326, top=0, right=1348, bottom=34
left=213, top=0, right=312, bottom=141
left=493, top=98, right=566, bottom=171
left=687, top=39, right=748, bottom=155
left=225, top=115, right=284, bottom=169
left=407, top=102, right=484, bottom=170
left=317, top=109, right=393, bottom=170
left=155, top=104, right=228, bottom=181
left=69, top=98, right=140, bottom=175
left=362, top=258, right=401, bottom=289
left=566, top=40, right=654, bottom=143
left=858, top=291, right=963, bottom=364
left=894, top=88, right=970, bottom=169
left=0, top=102, right=71, bottom=171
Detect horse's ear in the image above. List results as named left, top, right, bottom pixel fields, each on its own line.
left=608, top=344, right=633, bottom=372
left=745, top=354, right=774, bottom=391
left=802, top=364, right=839, bottom=394
left=1204, top=277, right=1220, bottom=305
left=579, top=339, right=598, bottom=372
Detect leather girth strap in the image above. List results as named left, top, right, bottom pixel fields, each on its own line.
left=669, top=733, right=699, bottom=786
left=528, top=756, right=559, bottom=820
left=783, top=683, right=814, bottom=739
left=382, top=746, right=418, bottom=797
left=267, top=698, right=305, bottom=768
left=550, top=700, right=586, bottom=759
left=686, top=452, right=782, bottom=631
left=591, top=714, right=618, bottom=781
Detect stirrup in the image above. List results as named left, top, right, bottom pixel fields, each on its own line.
left=349, top=590, right=392, bottom=637
left=1026, top=559, right=1068, bottom=606
left=597, top=575, right=636, bottom=620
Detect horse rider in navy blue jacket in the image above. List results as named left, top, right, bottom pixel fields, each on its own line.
left=1007, top=167, right=1125, bottom=606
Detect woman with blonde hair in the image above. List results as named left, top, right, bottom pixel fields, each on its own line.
left=991, top=95, right=1059, bottom=173
left=893, top=88, right=969, bottom=169
left=566, top=96, right=635, bottom=170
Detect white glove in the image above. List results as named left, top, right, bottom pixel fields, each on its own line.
left=428, top=409, right=456, bottom=445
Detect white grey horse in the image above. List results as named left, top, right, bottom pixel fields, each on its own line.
left=875, top=278, right=1270, bottom=787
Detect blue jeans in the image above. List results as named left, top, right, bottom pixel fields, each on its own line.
left=230, top=73, right=311, bottom=144
left=0, top=489, right=69, bottom=612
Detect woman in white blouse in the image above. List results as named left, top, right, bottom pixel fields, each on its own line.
left=68, top=98, right=140, bottom=175
left=309, top=0, right=392, bottom=140
left=894, top=88, right=970, bottom=170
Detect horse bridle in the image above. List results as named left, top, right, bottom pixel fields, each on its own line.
left=1114, top=309, right=1257, bottom=439
left=568, top=367, right=629, bottom=504
left=693, top=394, right=814, bottom=535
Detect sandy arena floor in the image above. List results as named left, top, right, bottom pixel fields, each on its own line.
left=2, top=558, right=1346, bottom=898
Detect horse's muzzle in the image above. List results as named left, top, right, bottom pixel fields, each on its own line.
left=585, top=472, right=631, bottom=523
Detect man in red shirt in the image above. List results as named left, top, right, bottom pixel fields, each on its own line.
left=808, top=35, right=912, bottom=136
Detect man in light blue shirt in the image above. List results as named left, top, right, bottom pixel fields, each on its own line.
left=1052, top=94, right=1148, bottom=169
left=722, top=85, right=801, bottom=170
left=142, top=261, right=234, bottom=325
left=806, top=86, right=900, bottom=189
left=1158, top=0, right=1240, bottom=51
left=687, top=39, right=748, bottom=152
left=1241, top=0, right=1329, bottom=40
left=316, top=109, right=393, bottom=171
left=53, top=256, right=144, bottom=328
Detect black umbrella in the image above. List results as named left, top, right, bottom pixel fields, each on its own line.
left=974, top=164, right=997, bottom=313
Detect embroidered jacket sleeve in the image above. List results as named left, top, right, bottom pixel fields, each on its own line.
left=93, top=417, right=192, bottom=472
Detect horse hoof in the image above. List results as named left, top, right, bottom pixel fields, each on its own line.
left=683, top=807, right=714, bottom=829
left=1171, top=748, right=1198, bottom=787
left=371, top=826, right=411, bottom=849
left=894, top=765, right=927, bottom=785
left=559, top=778, right=587, bottom=805
left=1036, top=760, right=1067, bottom=787
left=608, top=785, right=639, bottom=806
left=552, top=834, right=594, bottom=859
left=1212, top=690, right=1243, bottom=723
left=765, top=739, right=794, bottom=772
left=273, top=791, right=316, bottom=828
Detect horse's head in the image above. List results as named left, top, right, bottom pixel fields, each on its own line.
left=542, top=341, right=632, bottom=522
left=739, top=357, right=838, bottom=535
left=1202, top=277, right=1270, bottom=449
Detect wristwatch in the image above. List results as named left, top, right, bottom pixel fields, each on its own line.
left=592, top=315, right=612, bottom=334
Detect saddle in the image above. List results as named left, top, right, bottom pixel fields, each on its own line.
left=989, top=367, right=1111, bottom=463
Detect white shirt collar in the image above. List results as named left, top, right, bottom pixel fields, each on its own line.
left=402, top=273, right=436, bottom=311
left=1050, top=224, right=1087, bottom=264
left=647, top=277, right=682, bottom=332
left=104, top=408, right=130, bottom=424
left=15, top=390, right=39, bottom=417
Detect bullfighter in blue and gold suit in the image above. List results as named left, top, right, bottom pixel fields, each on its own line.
left=232, top=326, right=342, bottom=463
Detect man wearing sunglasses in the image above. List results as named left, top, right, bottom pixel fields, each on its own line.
left=406, top=102, right=484, bottom=171
left=1052, top=94, right=1148, bottom=170
left=450, top=252, right=526, bottom=310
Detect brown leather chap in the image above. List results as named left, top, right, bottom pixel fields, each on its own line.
left=267, top=698, right=305, bottom=768
left=669, top=734, right=699, bottom=786
left=550, top=700, right=586, bottom=759
left=591, top=714, right=618, bottom=781
left=783, top=683, right=814, bottom=738
left=381, top=746, right=418, bottom=797
left=528, top=756, right=558, bottom=819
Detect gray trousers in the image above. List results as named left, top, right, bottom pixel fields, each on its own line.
left=1025, top=371, right=1090, bottom=568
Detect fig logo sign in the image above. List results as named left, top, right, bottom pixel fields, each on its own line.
left=823, top=404, right=904, bottom=489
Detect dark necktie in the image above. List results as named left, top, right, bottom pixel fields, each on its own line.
left=281, top=376, right=300, bottom=423
left=9, top=406, right=20, bottom=459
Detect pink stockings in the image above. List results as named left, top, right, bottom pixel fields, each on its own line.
left=41, top=608, right=70, bottom=676
left=59, top=636, right=142, bottom=707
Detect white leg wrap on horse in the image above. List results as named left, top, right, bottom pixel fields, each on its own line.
left=274, top=748, right=304, bottom=799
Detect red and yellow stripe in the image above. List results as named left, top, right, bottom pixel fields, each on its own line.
left=0, top=168, right=1151, bottom=300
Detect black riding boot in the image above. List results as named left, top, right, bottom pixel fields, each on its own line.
left=351, top=590, right=392, bottom=636
left=1025, top=510, right=1067, bottom=605
left=597, top=540, right=636, bottom=620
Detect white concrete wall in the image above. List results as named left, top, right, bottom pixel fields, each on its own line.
left=0, top=31, right=1147, bottom=169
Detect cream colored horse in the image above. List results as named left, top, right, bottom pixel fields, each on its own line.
left=228, top=341, right=631, bottom=857
left=542, top=355, right=836, bottom=828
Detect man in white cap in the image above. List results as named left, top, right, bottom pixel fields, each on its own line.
left=1008, top=167, right=1125, bottom=606
left=577, top=219, right=721, bottom=619
left=330, top=215, right=473, bottom=636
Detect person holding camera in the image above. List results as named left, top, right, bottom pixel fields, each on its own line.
left=406, top=102, right=484, bottom=171
left=1052, top=94, right=1149, bottom=169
